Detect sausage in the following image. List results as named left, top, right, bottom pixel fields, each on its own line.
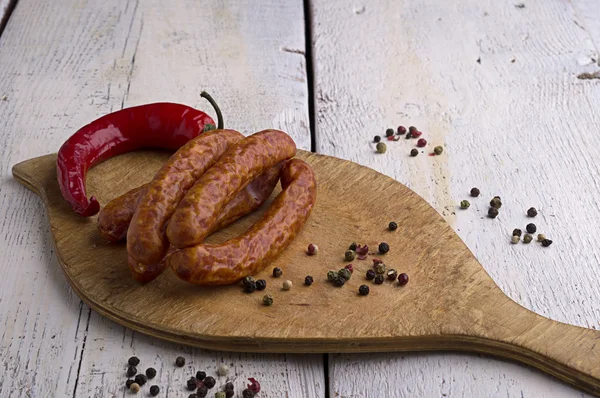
left=120, top=164, right=284, bottom=283
left=98, top=184, right=147, bottom=242
left=167, top=158, right=316, bottom=285
left=127, top=129, right=244, bottom=273
left=166, top=130, right=297, bottom=249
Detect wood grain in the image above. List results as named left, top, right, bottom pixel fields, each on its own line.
left=12, top=150, right=600, bottom=396
left=310, top=0, right=600, bottom=396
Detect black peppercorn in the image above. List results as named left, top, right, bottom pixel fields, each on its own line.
left=304, top=275, right=314, bottom=286
left=134, top=374, right=148, bottom=386
left=488, top=208, right=499, bottom=218
left=374, top=135, right=381, bottom=143
left=126, top=379, right=134, bottom=388
left=150, top=385, right=160, bottom=396
left=358, top=285, right=370, bottom=295
left=145, top=367, right=156, bottom=379
left=526, top=223, right=537, bottom=234
left=187, top=377, right=198, bottom=391
left=385, top=128, right=394, bottom=137
left=244, top=282, right=257, bottom=293
left=378, top=242, right=390, bottom=254
left=366, top=269, right=376, bottom=280
left=203, top=376, right=216, bottom=389
left=128, top=356, right=140, bottom=367
left=388, top=221, right=398, bottom=231
left=470, top=188, right=480, bottom=197
left=126, top=366, right=137, bottom=377
left=189, top=394, right=199, bottom=398
left=512, top=229, right=522, bottom=237
left=410, top=148, right=418, bottom=157
left=409, top=126, right=417, bottom=133
left=226, top=390, right=234, bottom=398
left=272, top=267, right=283, bottom=277
left=242, top=389, right=257, bottom=398
left=175, top=356, right=185, bottom=367
left=374, top=275, right=384, bottom=284
left=242, top=276, right=255, bottom=287
left=542, top=239, right=553, bottom=247
left=527, top=207, right=538, bottom=217
left=406, top=132, right=413, bottom=139
left=225, top=382, right=234, bottom=391
left=255, top=279, right=267, bottom=291
left=197, top=385, right=208, bottom=397
left=333, top=276, right=345, bottom=287
left=196, top=371, right=206, bottom=381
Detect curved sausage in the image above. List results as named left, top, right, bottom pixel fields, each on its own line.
left=166, top=130, right=296, bottom=249
left=127, top=129, right=244, bottom=271
left=98, top=184, right=148, bottom=242
left=167, top=158, right=316, bottom=285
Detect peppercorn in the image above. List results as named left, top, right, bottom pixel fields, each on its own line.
left=510, top=229, right=522, bottom=238
left=366, top=269, right=376, bottom=280
left=358, top=285, right=370, bottom=295
left=417, top=138, right=427, bottom=147
left=128, top=356, right=140, bottom=367
left=409, top=126, right=417, bottom=133
left=186, top=377, right=198, bottom=390
left=523, top=234, right=533, bottom=243
left=136, top=374, right=148, bottom=386
left=204, top=376, right=216, bottom=389
left=372, top=258, right=382, bottom=265
left=215, top=392, right=226, bottom=398
left=488, top=208, right=499, bottom=218
left=283, top=280, right=293, bottom=290
left=374, top=275, right=384, bottom=284
left=145, top=367, right=156, bottom=379
left=126, top=379, right=134, bottom=388
left=130, top=382, right=141, bottom=393
left=189, top=394, right=199, bottom=398
left=344, top=264, right=354, bottom=274
left=373, top=135, right=381, bottom=143
left=378, top=242, right=390, bottom=254
left=376, top=142, right=387, bottom=154
left=460, top=200, right=470, bottom=209
left=196, top=371, right=206, bottom=381
left=327, top=270, right=338, bottom=281
left=526, top=223, right=537, bottom=234
left=511, top=236, right=519, bottom=244
left=470, top=188, right=480, bottom=197
left=333, top=276, right=346, bottom=287
left=542, top=239, right=553, bottom=247
left=225, top=382, right=234, bottom=391
left=242, top=389, right=256, bottom=398
left=217, top=363, right=229, bottom=376
left=304, top=275, right=314, bottom=286
left=272, top=267, right=283, bottom=277
left=225, top=391, right=234, bottom=398
left=150, top=385, right=160, bottom=396
left=345, top=250, right=356, bottom=261
left=386, top=128, right=394, bottom=137
left=307, top=243, right=318, bottom=255
left=374, top=262, right=386, bottom=275
left=127, top=366, right=137, bottom=377
left=397, top=126, right=407, bottom=135
left=263, top=294, right=274, bottom=306
left=537, top=233, right=546, bottom=242
left=388, top=221, right=398, bottom=231
left=410, top=148, right=419, bottom=157
left=386, top=269, right=398, bottom=280
left=242, top=276, right=255, bottom=286
left=434, top=146, right=444, bottom=155
left=490, top=197, right=502, bottom=209
left=398, top=273, right=409, bottom=286
left=338, top=268, right=352, bottom=281
left=406, top=132, right=413, bottom=139
left=175, top=356, right=185, bottom=367
left=197, top=385, right=209, bottom=397
left=244, top=282, right=257, bottom=293
left=412, top=130, right=423, bottom=138
left=255, top=279, right=266, bottom=291
left=527, top=207, right=538, bottom=217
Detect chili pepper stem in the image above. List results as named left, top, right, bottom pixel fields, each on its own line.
left=200, top=91, right=224, bottom=129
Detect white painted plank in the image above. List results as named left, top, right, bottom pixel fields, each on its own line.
left=0, top=0, right=15, bottom=32
left=0, top=0, right=322, bottom=397
left=311, top=0, right=600, bottom=396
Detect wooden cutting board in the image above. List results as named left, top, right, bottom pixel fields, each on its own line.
left=12, top=150, right=600, bottom=396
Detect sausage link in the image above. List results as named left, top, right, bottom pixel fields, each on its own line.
left=123, top=163, right=284, bottom=283
left=98, top=184, right=147, bottom=242
left=127, top=129, right=244, bottom=269
left=167, top=158, right=316, bottom=285
left=166, top=130, right=296, bottom=248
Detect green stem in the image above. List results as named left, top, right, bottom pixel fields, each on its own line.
left=200, top=91, right=224, bottom=129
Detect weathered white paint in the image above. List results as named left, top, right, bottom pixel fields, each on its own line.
left=0, top=0, right=322, bottom=397
left=311, top=0, right=600, bottom=396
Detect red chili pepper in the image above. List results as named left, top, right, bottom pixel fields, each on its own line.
left=56, top=91, right=223, bottom=216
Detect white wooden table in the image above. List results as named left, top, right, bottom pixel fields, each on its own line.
left=1, top=0, right=599, bottom=397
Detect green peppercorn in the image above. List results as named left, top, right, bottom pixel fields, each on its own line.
left=388, top=221, right=398, bottom=231
left=333, top=276, right=345, bottom=287
left=460, top=200, right=470, bottom=209
left=242, top=276, right=255, bottom=286
left=434, top=146, right=444, bottom=155
left=386, top=269, right=398, bottom=280
left=470, top=188, right=480, bottom=197
left=378, top=242, right=390, bottom=254
left=338, top=268, right=352, bottom=281
left=345, top=250, right=356, bottom=261
left=410, top=148, right=418, bottom=157
left=127, top=366, right=137, bottom=377
left=348, top=242, right=357, bottom=251
left=386, top=128, right=394, bottom=137
left=128, top=356, right=140, bottom=367
left=541, top=239, right=553, bottom=247
left=327, top=270, right=338, bottom=281
left=526, top=223, right=536, bottom=234
left=374, top=135, right=381, bottom=143
left=523, top=234, right=533, bottom=243
left=304, top=275, right=314, bottom=286
left=488, top=207, right=499, bottom=218
left=527, top=207, right=538, bottom=217
left=255, top=279, right=266, bottom=291
left=358, top=285, right=370, bottom=295
left=272, top=267, right=283, bottom=277
left=512, top=229, right=522, bottom=237
left=376, top=142, right=387, bottom=154
left=366, top=269, right=376, bottom=280
left=175, top=356, right=185, bottom=367
left=263, top=294, right=274, bottom=306
left=244, top=282, right=257, bottom=293
left=374, top=275, right=384, bottom=284
left=490, top=197, right=502, bottom=209
left=150, top=385, right=160, bottom=396
left=215, top=392, right=226, bottom=398
left=374, top=262, right=386, bottom=275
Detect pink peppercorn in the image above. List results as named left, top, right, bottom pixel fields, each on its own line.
left=417, top=138, right=427, bottom=147
left=397, top=126, right=407, bottom=135
left=307, top=243, right=318, bottom=255
left=398, top=273, right=409, bottom=286
left=412, top=130, right=423, bottom=138
left=344, top=264, right=354, bottom=274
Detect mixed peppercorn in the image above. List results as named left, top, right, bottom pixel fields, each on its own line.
left=371, top=125, right=444, bottom=157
